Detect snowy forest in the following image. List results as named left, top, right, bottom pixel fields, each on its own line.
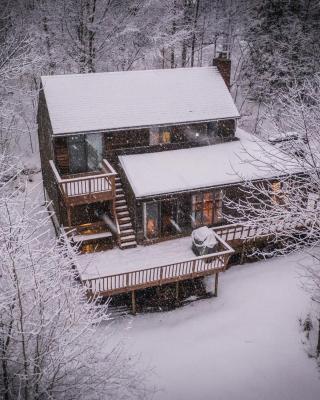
left=1, top=0, right=320, bottom=399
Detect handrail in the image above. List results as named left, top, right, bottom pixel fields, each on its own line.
left=49, top=160, right=116, bottom=199
left=49, top=160, right=62, bottom=183
left=49, top=160, right=116, bottom=183
left=58, top=173, right=111, bottom=184
left=114, top=212, right=121, bottom=236
left=102, top=159, right=117, bottom=175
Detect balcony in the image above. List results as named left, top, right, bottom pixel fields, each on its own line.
left=49, top=159, right=117, bottom=207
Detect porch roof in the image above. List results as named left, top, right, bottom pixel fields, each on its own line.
left=41, top=66, right=239, bottom=135
left=119, top=129, right=300, bottom=198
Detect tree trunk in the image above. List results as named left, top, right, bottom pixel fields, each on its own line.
left=190, top=0, right=200, bottom=67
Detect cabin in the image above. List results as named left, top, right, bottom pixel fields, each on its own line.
left=37, top=55, right=292, bottom=310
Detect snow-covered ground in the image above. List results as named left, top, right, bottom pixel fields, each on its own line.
left=109, top=253, right=320, bottom=400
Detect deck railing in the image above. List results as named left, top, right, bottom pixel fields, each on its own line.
left=50, top=159, right=117, bottom=205
left=212, top=220, right=303, bottom=243
left=81, top=232, right=234, bottom=297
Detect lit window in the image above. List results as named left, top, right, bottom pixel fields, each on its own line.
left=161, top=130, right=171, bottom=143
left=144, top=202, right=159, bottom=239
left=271, top=181, right=282, bottom=204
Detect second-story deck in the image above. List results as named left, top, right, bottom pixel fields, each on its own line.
left=49, top=159, right=117, bottom=207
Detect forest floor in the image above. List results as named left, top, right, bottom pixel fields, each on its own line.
left=108, top=252, right=320, bottom=400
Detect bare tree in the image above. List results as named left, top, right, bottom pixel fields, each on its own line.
left=226, top=76, right=320, bottom=255
left=0, top=177, right=149, bottom=399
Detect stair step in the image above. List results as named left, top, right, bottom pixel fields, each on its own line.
left=120, top=240, right=137, bottom=249
left=120, top=235, right=136, bottom=242
left=118, top=210, right=129, bottom=217
left=116, top=205, right=127, bottom=211
left=120, top=223, right=132, bottom=230
left=119, top=216, right=130, bottom=223
left=120, top=229, right=134, bottom=235
left=115, top=198, right=126, bottom=204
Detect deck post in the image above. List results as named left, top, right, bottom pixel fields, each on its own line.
left=131, top=290, right=136, bottom=315
left=67, top=207, right=72, bottom=227
left=214, top=273, right=219, bottom=297
left=175, top=281, right=179, bottom=301
left=240, top=243, right=246, bottom=265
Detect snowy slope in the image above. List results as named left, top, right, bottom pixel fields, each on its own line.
left=41, top=67, right=240, bottom=135
left=108, top=253, right=320, bottom=400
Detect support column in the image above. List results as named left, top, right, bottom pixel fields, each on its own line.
left=131, top=290, right=136, bottom=315
left=67, top=206, right=72, bottom=228
left=175, top=281, right=179, bottom=302
left=214, top=273, right=219, bottom=297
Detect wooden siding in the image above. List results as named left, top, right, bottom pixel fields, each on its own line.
left=105, top=129, right=149, bottom=162
left=54, top=137, right=69, bottom=174
left=37, top=88, right=64, bottom=223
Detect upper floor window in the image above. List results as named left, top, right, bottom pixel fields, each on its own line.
left=149, top=127, right=172, bottom=145
left=191, top=191, right=223, bottom=227
left=68, top=133, right=103, bottom=174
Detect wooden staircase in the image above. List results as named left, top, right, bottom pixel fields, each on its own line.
left=115, top=176, right=137, bottom=249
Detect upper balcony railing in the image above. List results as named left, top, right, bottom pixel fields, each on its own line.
left=49, top=159, right=117, bottom=206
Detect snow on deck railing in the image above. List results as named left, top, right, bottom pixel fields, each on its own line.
left=212, top=220, right=307, bottom=242
left=81, top=232, right=234, bottom=297
left=49, top=160, right=117, bottom=198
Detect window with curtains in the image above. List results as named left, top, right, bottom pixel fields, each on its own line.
left=191, top=191, right=223, bottom=227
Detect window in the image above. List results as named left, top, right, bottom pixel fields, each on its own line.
left=143, top=202, right=159, bottom=239
left=68, top=135, right=87, bottom=174
left=161, top=130, right=171, bottom=143
left=161, top=200, right=180, bottom=235
left=68, top=133, right=103, bottom=174
left=149, top=127, right=172, bottom=145
left=271, top=181, right=282, bottom=205
left=191, top=191, right=223, bottom=227
left=207, top=121, right=219, bottom=137
left=86, top=133, right=103, bottom=171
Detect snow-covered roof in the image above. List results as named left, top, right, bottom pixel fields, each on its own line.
left=41, top=67, right=240, bottom=135
left=119, top=129, right=300, bottom=198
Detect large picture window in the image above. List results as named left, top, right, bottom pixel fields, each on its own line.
left=191, top=191, right=223, bottom=227
left=68, top=133, right=103, bottom=174
left=143, top=202, right=159, bottom=239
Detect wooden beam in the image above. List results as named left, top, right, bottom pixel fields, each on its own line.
left=67, top=207, right=72, bottom=227
left=214, top=273, right=219, bottom=297
left=131, top=290, right=136, bottom=315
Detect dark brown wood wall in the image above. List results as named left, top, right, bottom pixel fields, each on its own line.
left=105, top=129, right=149, bottom=162
left=37, top=88, right=65, bottom=225
left=54, top=137, right=69, bottom=174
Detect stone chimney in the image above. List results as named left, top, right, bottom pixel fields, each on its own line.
left=212, top=51, right=231, bottom=90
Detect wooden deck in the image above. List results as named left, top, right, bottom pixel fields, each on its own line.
left=80, top=232, right=234, bottom=298
left=49, top=159, right=117, bottom=206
